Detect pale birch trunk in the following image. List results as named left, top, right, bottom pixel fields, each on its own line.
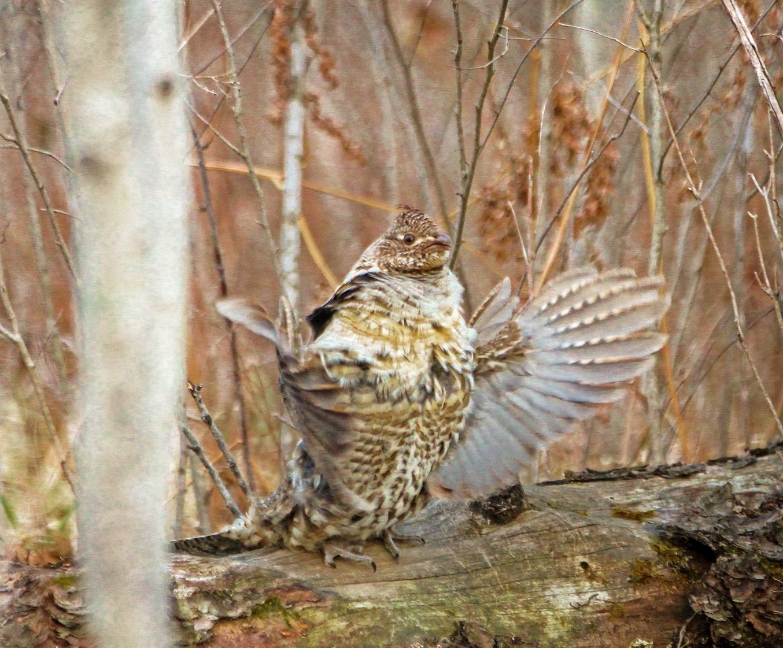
left=59, top=1, right=189, bottom=646
left=280, top=0, right=309, bottom=314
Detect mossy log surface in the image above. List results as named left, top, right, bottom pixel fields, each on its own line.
left=2, top=449, right=782, bottom=647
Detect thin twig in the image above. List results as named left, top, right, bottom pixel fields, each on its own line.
left=648, top=57, right=783, bottom=437
left=536, top=0, right=633, bottom=288
left=0, top=233, right=75, bottom=491
left=749, top=174, right=783, bottom=340
left=382, top=0, right=449, bottom=229
left=188, top=381, right=257, bottom=505
left=0, top=86, right=77, bottom=284
left=759, top=123, right=783, bottom=263
left=535, top=94, right=638, bottom=253
left=449, top=0, right=510, bottom=268
left=298, top=214, right=339, bottom=287
left=750, top=210, right=783, bottom=338
left=191, top=121, right=256, bottom=493
left=558, top=23, right=642, bottom=51
left=721, top=0, right=783, bottom=137
left=180, top=420, right=242, bottom=519
left=0, top=138, right=72, bottom=171
left=210, top=0, right=282, bottom=281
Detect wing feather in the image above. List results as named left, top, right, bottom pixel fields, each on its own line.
left=218, top=281, right=388, bottom=513
left=429, top=268, right=669, bottom=499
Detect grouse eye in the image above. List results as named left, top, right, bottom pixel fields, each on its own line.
left=402, top=233, right=415, bottom=245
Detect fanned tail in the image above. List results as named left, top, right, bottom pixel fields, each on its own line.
left=515, top=268, right=669, bottom=389
left=173, top=532, right=260, bottom=556
left=430, top=268, right=670, bottom=499
left=172, top=483, right=295, bottom=556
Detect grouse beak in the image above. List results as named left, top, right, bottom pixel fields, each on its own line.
left=428, top=233, right=452, bottom=251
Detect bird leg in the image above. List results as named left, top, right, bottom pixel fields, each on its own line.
left=322, top=542, right=376, bottom=571
left=381, top=528, right=425, bottom=562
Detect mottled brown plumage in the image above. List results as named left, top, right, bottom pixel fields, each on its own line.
left=174, top=208, right=669, bottom=568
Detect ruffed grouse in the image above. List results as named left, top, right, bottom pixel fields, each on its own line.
left=175, top=208, right=669, bottom=568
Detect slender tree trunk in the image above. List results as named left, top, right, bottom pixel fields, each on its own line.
left=59, top=1, right=189, bottom=646
left=280, top=0, right=309, bottom=314
left=639, top=0, right=669, bottom=465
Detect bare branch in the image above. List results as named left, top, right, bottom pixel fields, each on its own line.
left=382, top=0, right=450, bottom=229
left=210, top=0, right=283, bottom=282
left=180, top=419, right=243, bottom=519
left=188, top=382, right=257, bottom=506
left=449, top=0, right=510, bottom=268
left=280, top=0, right=309, bottom=313
left=191, top=120, right=256, bottom=493
left=0, top=86, right=77, bottom=284
left=721, top=0, right=783, bottom=137
left=648, top=56, right=783, bottom=438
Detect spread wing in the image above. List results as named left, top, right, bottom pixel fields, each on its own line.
left=276, top=347, right=378, bottom=513
left=217, top=273, right=386, bottom=514
left=428, top=268, right=669, bottom=500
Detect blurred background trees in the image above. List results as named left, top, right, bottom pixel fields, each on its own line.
left=1, top=0, right=782, bottom=565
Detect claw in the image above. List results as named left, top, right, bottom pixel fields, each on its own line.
left=381, top=529, right=425, bottom=562
left=382, top=531, right=400, bottom=563
left=322, top=543, right=376, bottom=571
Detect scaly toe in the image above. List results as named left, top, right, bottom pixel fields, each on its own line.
left=322, top=543, right=376, bottom=571
left=382, top=530, right=400, bottom=563
left=388, top=529, right=425, bottom=546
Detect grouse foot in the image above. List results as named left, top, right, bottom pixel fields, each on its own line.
left=323, top=542, right=376, bottom=571
left=381, top=529, right=425, bottom=562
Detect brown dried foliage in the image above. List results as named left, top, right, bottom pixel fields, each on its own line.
left=576, top=142, right=619, bottom=239
left=268, top=0, right=365, bottom=163
left=476, top=147, right=531, bottom=264
left=549, top=81, right=592, bottom=176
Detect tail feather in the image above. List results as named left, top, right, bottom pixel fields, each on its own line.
left=173, top=532, right=258, bottom=556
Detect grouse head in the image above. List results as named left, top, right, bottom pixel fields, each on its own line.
left=357, top=207, right=452, bottom=276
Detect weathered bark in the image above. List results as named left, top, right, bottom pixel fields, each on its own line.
left=2, top=449, right=782, bottom=647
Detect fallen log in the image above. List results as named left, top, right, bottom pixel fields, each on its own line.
left=2, top=446, right=782, bottom=647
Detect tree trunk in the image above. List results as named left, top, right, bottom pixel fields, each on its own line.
left=57, top=0, right=189, bottom=646
left=2, top=448, right=782, bottom=647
